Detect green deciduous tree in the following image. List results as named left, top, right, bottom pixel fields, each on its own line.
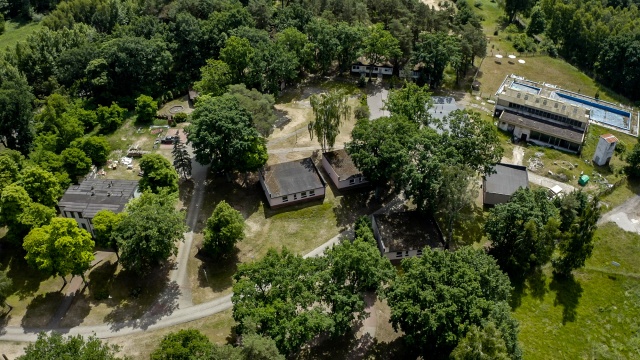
left=114, top=191, right=186, bottom=275
left=19, top=166, right=62, bottom=207
left=194, top=59, right=231, bottom=97
left=0, top=184, right=32, bottom=230
left=436, top=165, right=479, bottom=248
left=227, top=84, right=278, bottom=137
left=310, top=90, right=351, bottom=151
left=203, top=200, right=244, bottom=258
left=0, top=60, right=34, bottom=154
left=92, top=209, right=124, bottom=258
left=552, top=192, right=601, bottom=276
left=187, top=94, right=267, bottom=175
left=0, top=153, right=21, bottom=193
left=221, top=36, right=255, bottom=83
left=626, top=140, right=640, bottom=178
left=527, top=5, right=546, bottom=36
left=71, top=136, right=111, bottom=165
left=135, top=94, right=158, bottom=123
left=23, top=218, right=95, bottom=284
left=18, top=332, right=126, bottom=360
left=413, top=32, right=460, bottom=88
left=485, top=188, right=560, bottom=278
left=61, top=147, right=92, bottom=183
left=97, top=102, right=127, bottom=134
left=362, top=23, right=401, bottom=80
left=151, top=329, right=213, bottom=360
left=384, top=81, right=433, bottom=126
left=240, top=333, right=285, bottom=360
left=385, top=247, right=521, bottom=358
left=451, top=322, right=511, bottom=360
left=139, top=153, right=179, bottom=193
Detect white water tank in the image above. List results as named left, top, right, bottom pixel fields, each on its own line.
left=593, top=134, right=618, bottom=166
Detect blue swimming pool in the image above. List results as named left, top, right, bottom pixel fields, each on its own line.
left=552, top=92, right=630, bottom=130
left=509, top=82, right=541, bottom=95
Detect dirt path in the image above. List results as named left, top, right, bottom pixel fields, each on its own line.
left=598, top=194, right=640, bottom=233
left=502, top=145, right=576, bottom=193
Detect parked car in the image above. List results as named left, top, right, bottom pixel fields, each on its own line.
left=160, top=136, right=178, bottom=144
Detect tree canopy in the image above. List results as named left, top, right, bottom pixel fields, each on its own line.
left=385, top=247, right=521, bottom=358
left=114, top=191, right=187, bottom=275
left=18, top=332, right=126, bottom=360
left=23, top=218, right=95, bottom=283
left=310, top=90, right=350, bottom=151
left=139, top=153, right=179, bottom=194
left=203, top=200, right=245, bottom=258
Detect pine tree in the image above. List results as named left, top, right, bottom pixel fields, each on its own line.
left=172, top=138, right=192, bottom=180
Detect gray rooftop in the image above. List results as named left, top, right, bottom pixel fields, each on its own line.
left=323, top=149, right=362, bottom=181
left=500, top=110, right=585, bottom=143
left=374, top=211, right=444, bottom=252
left=57, top=179, right=139, bottom=218
left=484, top=163, right=529, bottom=196
left=261, top=158, right=325, bottom=198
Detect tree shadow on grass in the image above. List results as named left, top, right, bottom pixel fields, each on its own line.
left=0, top=308, right=11, bottom=335
left=510, top=267, right=549, bottom=310
left=21, top=292, right=64, bottom=328
left=103, top=262, right=180, bottom=331
left=0, top=244, right=49, bottom=300
left=293, top=331, right=417, bottom=360
left=332, top=188, right=378, bottom=231
left=195, top=248, right=239, bottom=294
left=451, top=205, right=485, bottom=249
left=549, top=273, right=583, bottom=324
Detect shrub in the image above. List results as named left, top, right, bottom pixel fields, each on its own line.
left=173, top=112, right=188, bottom=123
left=203, top=201, right=244, bottom=258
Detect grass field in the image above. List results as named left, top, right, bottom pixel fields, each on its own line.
left=513, top=223, right=640, bottom=359
left=0, top=20, right=42, bottom=51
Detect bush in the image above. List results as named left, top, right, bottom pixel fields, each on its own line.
left=541, top=39, right=558, bottom=58
left=511, top=33, right=537, bottom=53
left=173, top=112, right=188, bottom=123
left=358, top=74, right=366, bottom=88
left=354, top=104, right=370, bottom=120
left=505, top=24, right=520, bottom=34
left=474, top=0, right=482, bottom=8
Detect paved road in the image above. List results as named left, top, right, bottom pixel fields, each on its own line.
left=528, top=172, right=576, bottom=194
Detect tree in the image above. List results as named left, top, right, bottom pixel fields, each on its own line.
left=139, top=153, right=179, bottom=193
left=18, top=332, right=126, bottom=360
left=0, top=184, right=31, bottom=230
left=194, top=59, right=232, bottom=97
left=203, top=201, right=244, bottom=258
left=310, top=90, right=351, bottom=151
left=334, top=22, right=365, bottom=73
left=552, top=192, right=601, bottom=276
left=0, top=153, right=21, bottom=193
left=504, top=0, right=535, bottom=22
left=384, top=82, right=434, bottom=126
left=151, top=329, right=213, bottom=360
left=362, top=23, right=401, bottom=80
left=451, top=322, right=510, bottom=360
left=187, top=94, right=267, bottom=175
left=71, top=136, right=111, bottom=165
left=240, top=333, right=285, bottom=360
left=92, top=209, right=124, bottom=258
left=172, top=139, right=192, bottom=180
left=527, top=6, right=546, bottom=36
left=23, top=218, right=95, bottom=284
left=114, top=191, right=186, bottom=275
left=33, top=94, right=84, bottom=154
left=0, top=270, right=12, bottom=311
left=61, top=147, right=93, bottom=183
left=436, top=165, right=479, bottom=248
left=0, top=60, right=34, bottom=154
left=227, top=84, right=278, bottom=137
left=413, top=32, right=460, bottom=88
left=485, top=188, right=560, bottom=278
left=346, top=116, right=418, bottom=196
left=19, top=166, right=62, bottom=207
left=221, top=36, right=255, bottom=83
left=626, top=140, right=640, bottom=179
left=135, top=94, right=158, bottom=123
left=305, top=18, right=339, bottom=74
left=385, top=247, right=521, bottom=358
left=97, top=103, right=127, bottom=134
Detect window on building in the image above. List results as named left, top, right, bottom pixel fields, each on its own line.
left=349, top=178, right=355, bottom=185
left=417, top=249, right=423, bottom=256
left=352, top=65, right=357, bottom=69
left=293, top=193, right=298, bottom=200
left=78, top=212, right=83, bottom=219
left=309, top=189, right=315, bottom=196
left=524, top=95, right=529, bottom=101
left=396, top=252, right=403, bottom=258
left=301, top=191, right=307, bottom=198
left=81, top=223, right=87, bottom=230
left=282, top=195, right=288, bottom=202
left=543, top=100, right=547, bottom=106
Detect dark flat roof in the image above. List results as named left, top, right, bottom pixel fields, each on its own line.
left=323, top=149, right=362, bottom=180
left=500, top=110, right=585, bottom=143
left=262, top=158, right=325, bottom=197
left=485, top=163, right=529, bottom=196
left=374, top=212, right=444, bottom=252
left=58, top=179, right=138, bottom=218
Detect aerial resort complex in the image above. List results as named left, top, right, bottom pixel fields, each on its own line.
left=494, top=74, right=637, bottom=153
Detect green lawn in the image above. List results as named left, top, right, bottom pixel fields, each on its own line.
left=513, top=223, right=640, bottom=359
left=0, top=20, right=42, bottom=51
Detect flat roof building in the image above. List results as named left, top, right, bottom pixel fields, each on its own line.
left=372, top=211, right=444, bottom=261
left=57, top=179, right=139, bottom=236
left=259, top=158, right=326, bottom=208
left=483, top=163, right=529, bottom=205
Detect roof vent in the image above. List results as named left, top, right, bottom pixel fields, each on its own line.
left=91, top=191, right=95, bottom=196
left=107, top=192, right=111, bottom=197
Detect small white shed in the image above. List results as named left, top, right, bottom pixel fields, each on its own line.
left=592, top=134, right=618, bottom=166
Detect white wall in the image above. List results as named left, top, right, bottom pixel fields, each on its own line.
left=372, top=216, right=424, bottom=261
left=351, top=65, right=393, bottom=75
left=321, top=157, right=369, bottom=190
left=260, top=176, right=326, bottom=208
left=593, top=137, right=617, bottom=166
